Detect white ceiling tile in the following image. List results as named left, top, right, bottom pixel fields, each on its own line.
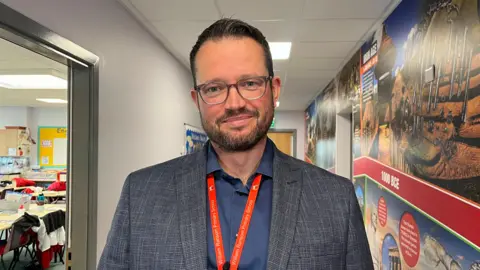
left=272, top=60, right=289, bottom=71
left=216, top=0, right=305, bottom=20
left=248, top=20, right=296, bottom=41
left=303, top=0, right=392, bottom=19
left=273, top=69, right=287, bottom=82
left=287, top=69, right=335, bottom=79
left=130, top=0, right=219, bottom=20
left=0, top=88, right=67, bottom=107
left=276, top=99, right=310, bottom=111
left=296, top=19, right=375, bottom=42
left=279, top=92, right=318, bottom=110
left=152, top=20, right=217, bottom=61
left=282, top=78, right=323, bottom=95
left=291, top=42, right=358, bottom=58
left=289, top=57, right=343, bottom=70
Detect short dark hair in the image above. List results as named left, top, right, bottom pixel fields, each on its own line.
left=189, top=18, right=274, bottom=88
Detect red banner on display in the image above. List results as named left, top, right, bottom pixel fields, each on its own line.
left=354, top=157, right=480, bottom=247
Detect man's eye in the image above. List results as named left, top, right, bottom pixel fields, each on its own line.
left=206, top=87, right=219, bottom=93
left=241, top=79, right=262, bottom=88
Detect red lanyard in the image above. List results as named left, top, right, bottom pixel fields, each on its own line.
left=207, top=173, right=262, bottom=270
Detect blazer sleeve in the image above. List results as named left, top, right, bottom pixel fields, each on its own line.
left=98, top=175, right=131, bottom=270
left=346, top=184, right=374, bottom=270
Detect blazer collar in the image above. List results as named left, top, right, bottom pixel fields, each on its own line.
left=175, top=146, right=208, bottom=269
left=267, top=148, right=303, bottom=270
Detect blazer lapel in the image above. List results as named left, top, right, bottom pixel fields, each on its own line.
left=267, top=150, right=303, bottom=270
left=176, top=148, right=208, bottom=269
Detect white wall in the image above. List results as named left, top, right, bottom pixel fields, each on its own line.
left=0, top=106, right=28, bottom=128
left=335, top=113, right=352, bottom=179
left=273, top=111, right=305, bottom=160
left=0, top=0, right=201, bottom=262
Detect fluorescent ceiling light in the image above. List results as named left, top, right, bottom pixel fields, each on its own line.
left=36, top=98, right=68, bottom=104
left=0, top=74, right=67, bottom=89
left=269, top=42, right=291, bottom=60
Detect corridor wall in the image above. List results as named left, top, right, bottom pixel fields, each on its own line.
left=1, top=0, right=202, bottom=262
left=305, top=0, right=480, bottom=268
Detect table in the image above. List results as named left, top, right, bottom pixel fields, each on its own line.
left=33, top=191, right=66, bottom=198
left=0, top=186, right=37, bottom=193
left=32, top=191, right=66, bottom=204
left=0, top=204, right=66, bottom=230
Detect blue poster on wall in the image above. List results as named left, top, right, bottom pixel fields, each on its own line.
left=184, top=124, right=208, bottom=155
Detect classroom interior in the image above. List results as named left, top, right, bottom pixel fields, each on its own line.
left=0, top=37, right=67, bottom=269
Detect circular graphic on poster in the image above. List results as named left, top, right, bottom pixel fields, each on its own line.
left=399, top=212, right=420, bottom=267
left=378, top=196, right=388, bottom=227
left=382, top=234, right=401, bottom=270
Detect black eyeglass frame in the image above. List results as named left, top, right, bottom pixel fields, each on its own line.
left=194, top=75, right=273, bottom=105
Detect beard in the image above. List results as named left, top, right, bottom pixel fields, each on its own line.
left=200, top=96, right=274, bottom=152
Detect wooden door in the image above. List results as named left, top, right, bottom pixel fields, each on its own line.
left=268, top=132, right=293, bottom=156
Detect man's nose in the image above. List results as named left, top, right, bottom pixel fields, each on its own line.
left=224, top=85, right=247, bottom=110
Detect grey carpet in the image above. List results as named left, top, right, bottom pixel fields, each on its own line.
left=1, top=245, right=65, bottom=269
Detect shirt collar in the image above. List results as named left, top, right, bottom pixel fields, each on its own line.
left=206, top=138, right=274, bottom=178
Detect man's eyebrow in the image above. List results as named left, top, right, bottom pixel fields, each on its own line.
left=200, top=74, right=262, bottom=84
left=237, top=74, right=262, bottom=80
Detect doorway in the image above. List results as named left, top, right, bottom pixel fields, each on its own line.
left=336, top=107, right=353, bottom=180
left=267, top=129, right=297, bottom=157
left=0, top=3, right=99, bottom=269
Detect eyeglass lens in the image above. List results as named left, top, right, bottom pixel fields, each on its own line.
left=198, top=77, right=268, bottom=104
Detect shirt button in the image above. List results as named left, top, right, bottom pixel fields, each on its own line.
left=236, top=234, right=238, bottom=238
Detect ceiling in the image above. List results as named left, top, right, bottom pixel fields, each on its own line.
left=119, top=0, right=394, bottom=110
left=0, top=38, right=68, bottom=108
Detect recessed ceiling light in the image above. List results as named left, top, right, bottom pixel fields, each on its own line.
left=0, top=75, right=67, bottom=89
left=36, top=98, right=68, bottom=104
left=269, top=42, right=291, bottom=60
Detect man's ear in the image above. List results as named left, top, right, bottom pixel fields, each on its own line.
left=271, top=76, right=281, bottom=105
left=191, top=89, right=200, bottom=110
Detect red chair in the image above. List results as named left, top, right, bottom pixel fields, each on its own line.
left=0, top=229, right=32, bottom=269
left=0, top=215, right=38, bottom=269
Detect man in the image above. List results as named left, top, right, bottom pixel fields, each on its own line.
left=99, top=18, right=373, bottom=270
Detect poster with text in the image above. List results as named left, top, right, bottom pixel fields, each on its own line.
left=352, top=0, right=480, bottom=265
left=184, top=124, right=208, bottom=155
left=357, top=0, right=480, bottom=204
left=358, top=175, right=479, bottom=270
left=305, top=0, right=480, bottom=262
left=38, top=126, right=67, bottom=168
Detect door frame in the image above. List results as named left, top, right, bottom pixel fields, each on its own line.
left=0, top=3, right=99, bottom=269
left=268, top=129, right=297, bottom=158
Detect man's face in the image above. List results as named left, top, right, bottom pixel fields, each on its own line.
left=191, top=37, right=281, bottom=152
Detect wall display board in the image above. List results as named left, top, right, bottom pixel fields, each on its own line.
left=355, top=0, right=480, bottom=268
left=338, top=50, right=363, bottom=159
left=184, top=124, right=208, bottom=155
left=304, top=80, right=336, bottom=172
left=305, top=0, right=480, bottom=268
left=38, top=126, right=67, bottom=168
left=305, top=99, right=317, bottom=164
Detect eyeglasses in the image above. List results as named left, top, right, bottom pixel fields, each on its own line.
left=195, top=76, right=272, bottom=105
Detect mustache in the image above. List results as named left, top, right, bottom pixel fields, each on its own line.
left=216, top=108, right=259, bottom=124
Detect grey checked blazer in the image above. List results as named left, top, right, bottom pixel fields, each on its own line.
left=98, top=143, right=373, bottom=270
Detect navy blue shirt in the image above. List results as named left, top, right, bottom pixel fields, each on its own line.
left=206, top=140, right=274, bottom=270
